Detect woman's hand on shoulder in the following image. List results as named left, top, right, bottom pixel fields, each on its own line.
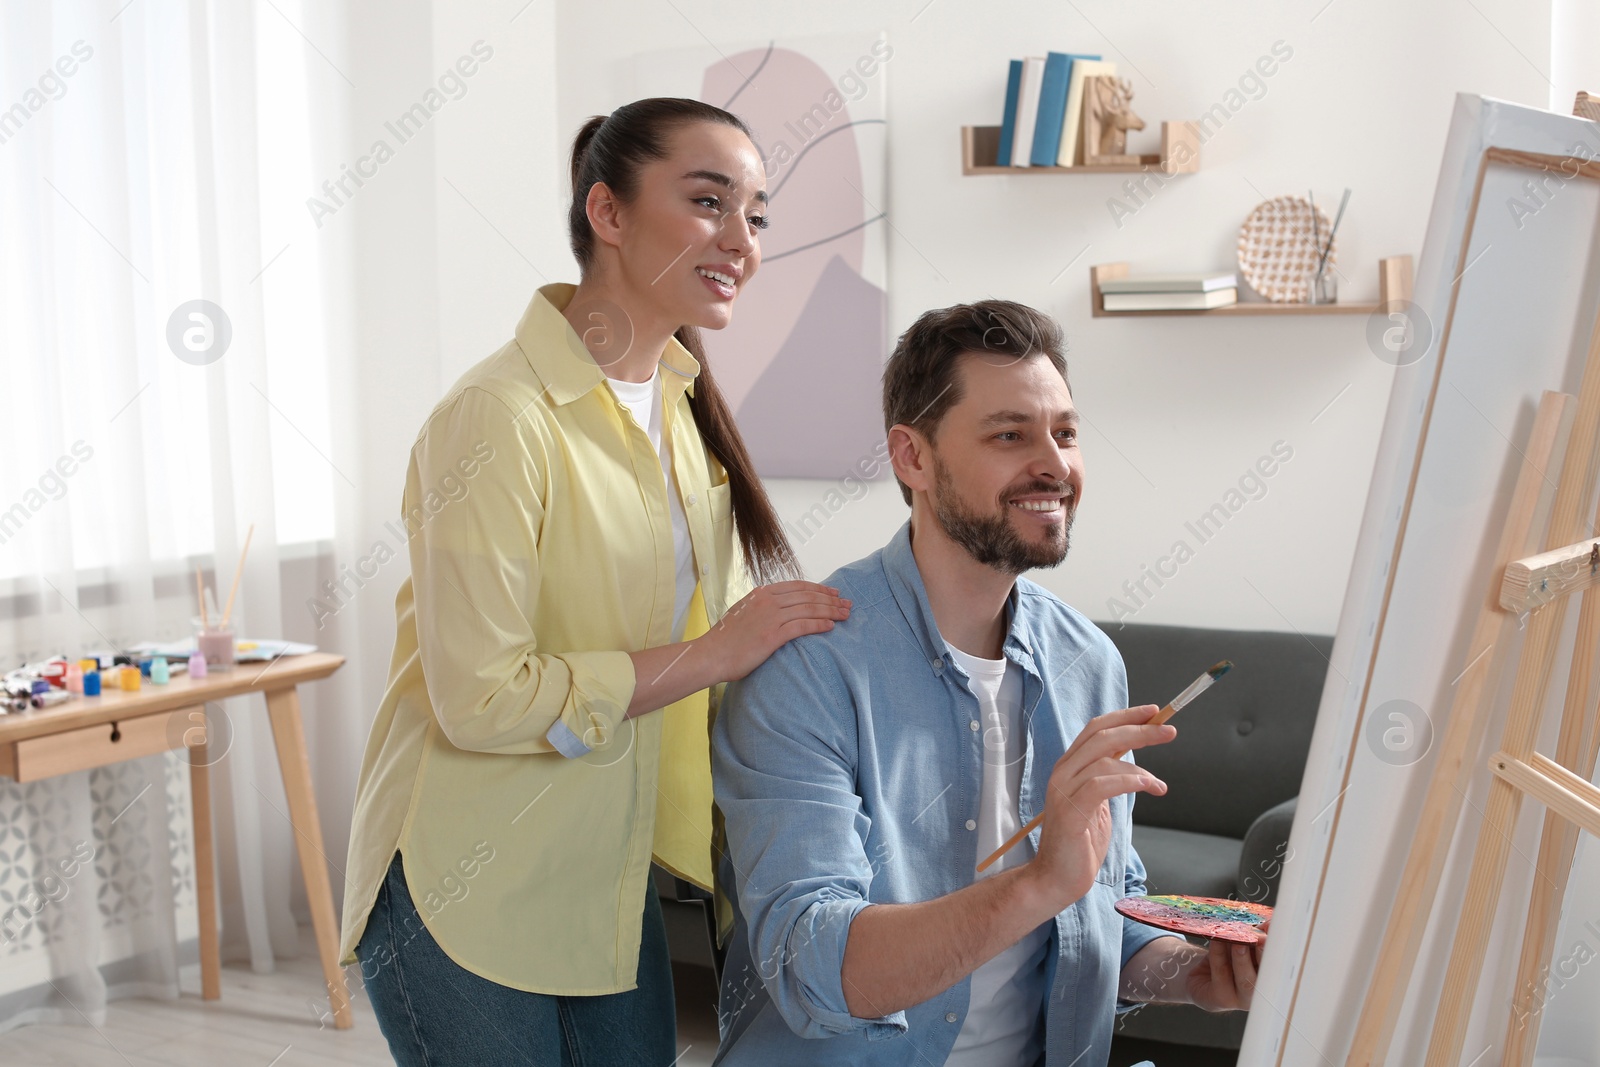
left=698, top=581, right=851, bottom=682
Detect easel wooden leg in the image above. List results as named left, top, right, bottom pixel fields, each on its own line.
left=1423, top=616, right=1564, bottom=1067
left=1424, top=303, right=1600, bottom=1067
left=1427, top=568, right=1600, bottom=1067
left=1345, top=391, right=1571, bottom=1066
left=1503, top=526, right=1600, bottom=1067
left=264, top=686, right=353, bottom=1030
left=186, top=705, right=221, bottom=1001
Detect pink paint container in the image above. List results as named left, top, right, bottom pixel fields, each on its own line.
left=196, top=627, right=235, bottom=671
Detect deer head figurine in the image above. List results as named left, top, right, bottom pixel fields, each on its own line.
left=1092, top=77, right=1146, bottom=157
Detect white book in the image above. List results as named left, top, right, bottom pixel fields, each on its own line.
left=1057, top=59, right=1116, bottom=166
left=1011, top=57, right=1047, bottom=167
left=1103, top=288, right=1238, bottom=311
left=1098, top=272, right=1239, bottom=294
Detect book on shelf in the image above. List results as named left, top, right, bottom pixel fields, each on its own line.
left=995, top=60, right=1024, bottom=166
left=1098, top=271, right=1239, bottom=294
left=1031, top=52, right=1100, bottom=166
left=1102, top=288, right=1239, bottom=311
left=1058, top=58, right=1116, bottom=166
left=1010, top=57, right=1046, bottom=167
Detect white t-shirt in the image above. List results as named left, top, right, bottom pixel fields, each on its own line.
left=605, top=369, right=696, bottom=642
left=943, top=643, right=1051, bottom=1067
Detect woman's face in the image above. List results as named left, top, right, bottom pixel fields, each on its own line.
left=613, top=121, right=767, bottom=333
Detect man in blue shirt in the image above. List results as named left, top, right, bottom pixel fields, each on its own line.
left=710, top=300, right=1265, bottom=1066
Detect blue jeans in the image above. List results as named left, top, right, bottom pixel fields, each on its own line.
left=356, top=851, right=677, bottom=1065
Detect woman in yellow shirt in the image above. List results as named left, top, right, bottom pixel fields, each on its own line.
left=337, top=97, right=851, bottom=1064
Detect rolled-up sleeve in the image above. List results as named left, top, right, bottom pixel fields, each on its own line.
left=712, top=639, right=907, bottom=1041
left=408, top=386, right=636, bottom=756
left=1115, top=837, right=1173, bottom=1012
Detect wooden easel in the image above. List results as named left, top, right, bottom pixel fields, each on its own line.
left=1345, top=90, right=1600, bottom=1067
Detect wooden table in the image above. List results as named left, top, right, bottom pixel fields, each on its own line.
left=0, top=653, right=352, bottom=1028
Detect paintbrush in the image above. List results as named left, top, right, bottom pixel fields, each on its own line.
left=1314, top=188, right=1351, bottom=279
left=220, top=523, right=254, bottom=630
left=976, top=660, right=1235, bottom=873
left=196, top=567, right=209, bottom=631
left=1310, top=189, right=1322, bottom=268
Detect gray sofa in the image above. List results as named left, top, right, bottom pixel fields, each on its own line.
left=1099, top=621, right=1331, bottom=1051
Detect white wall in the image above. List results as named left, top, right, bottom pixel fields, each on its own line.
left=389, top=0, right=1558, bottom=641
left=431, top=0, right=568, bottom=380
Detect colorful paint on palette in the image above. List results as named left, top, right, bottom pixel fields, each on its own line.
left=1114, top=894, right=1272, bottom=944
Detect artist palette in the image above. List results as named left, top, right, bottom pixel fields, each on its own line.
left=1115, top=894, right=1271, bottom=944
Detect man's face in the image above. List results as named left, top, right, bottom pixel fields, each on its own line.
left=926, top=353, right=1082, bottom=575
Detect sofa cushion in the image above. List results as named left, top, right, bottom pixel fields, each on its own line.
left=1238, top=796, right=1297, bottom=907
left=1115, top=1000, right=1250, bottom=1050
left=1099, top=622, right=1332, bottom=840
left=1131, top=824, right=1243, bottom=899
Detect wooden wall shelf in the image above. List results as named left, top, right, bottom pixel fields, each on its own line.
left=962, top=123, right=1201, bottom=176
left=1090, top=255, right=1414, bottom=317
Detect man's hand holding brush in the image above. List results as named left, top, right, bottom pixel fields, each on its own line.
left=982, top=661, right=1234, bottom=878
left=1012, top=705, right=1176, bottom=913
left=998, top=660, right=1266, bottom=1014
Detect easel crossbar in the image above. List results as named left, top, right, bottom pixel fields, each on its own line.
left=1501, top=538, right=1600, bottom=613
left=1489, top=751, right=1600, bottom=840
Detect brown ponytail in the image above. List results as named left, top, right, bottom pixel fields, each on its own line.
left=567, top=99, right=800, bottom=586
left=568, top=115, right=607, bottom=200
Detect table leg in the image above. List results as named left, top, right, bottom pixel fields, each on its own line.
left=186, top=705, right=221, bottom=1001
left=264, top=685, right=353, bottom=1030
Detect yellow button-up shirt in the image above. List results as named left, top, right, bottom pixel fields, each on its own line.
left=338, top=283, right=746, bottom=994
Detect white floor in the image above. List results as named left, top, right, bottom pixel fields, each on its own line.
left=0, top=926, right=721, bottom=1067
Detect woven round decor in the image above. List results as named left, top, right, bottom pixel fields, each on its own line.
left=1236, top=196, right=1335, bottom=302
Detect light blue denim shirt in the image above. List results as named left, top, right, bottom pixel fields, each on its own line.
left=711, top=520, right=1169, bottom=1066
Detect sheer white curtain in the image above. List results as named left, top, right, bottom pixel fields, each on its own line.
left=0, top=0, right=369, bottom=1029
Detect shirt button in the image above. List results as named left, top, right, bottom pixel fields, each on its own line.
left=931, top=658, right=943, bottom=671
left=701, top=564, right=710, bottom=576
left=965, top=819, right=976, bottom=831
left=687, top=493, right=698, bottom=505
left=945, top=1012, right=958, bottom=1023
left=969, top=720, right=980, bottom=732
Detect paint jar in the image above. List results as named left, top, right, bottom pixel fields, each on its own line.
left=82, top=670, right=101, bottom=697
left=150, top=657, right=170, bottom=685
left=188, top=650, right=208, bottom=680
left=196, top=627, right=235, bottom=671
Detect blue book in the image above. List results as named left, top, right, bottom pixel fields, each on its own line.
left=995, top=60, right=1023, bottom=166
left=1031, top=52, right=1100, bottom=166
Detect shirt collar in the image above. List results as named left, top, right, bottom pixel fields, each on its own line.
left=514, top=282, right=701, bottom=407
left=879, top=519, right=1040, bottom=676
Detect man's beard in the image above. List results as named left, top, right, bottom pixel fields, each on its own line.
left=931, top=457, right=1073, bottom=575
